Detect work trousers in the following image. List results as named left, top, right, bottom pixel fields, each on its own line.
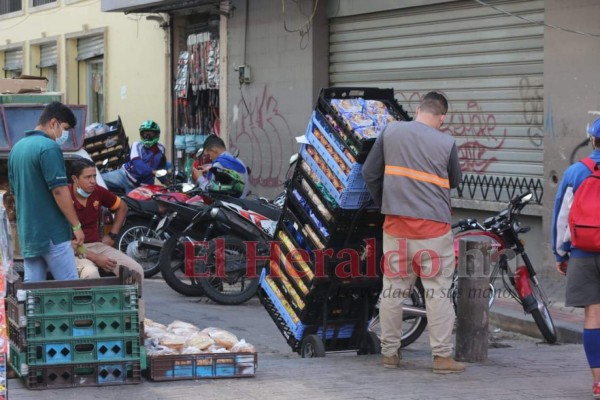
left=380, top=230, right=455, bottom=358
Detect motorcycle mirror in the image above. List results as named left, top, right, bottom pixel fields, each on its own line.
left=231, top=148, right=240, bottom=158
left=102, top=158, right=109, bottom=166
left=181, top=183, right=195, bottom=193
left=521, top=193, right=533, bottom=203
left=289, top=153, right=299, bottom=165
left=155, top=169, right=168, bottom=178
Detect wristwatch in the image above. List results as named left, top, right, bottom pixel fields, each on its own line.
left=108, top=232, right=119, bottom=240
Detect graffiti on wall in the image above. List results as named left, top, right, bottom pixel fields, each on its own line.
left=231, top=85, right=294, bottom=188
left=519, top=77, right=544, bottom=147
left=397, top=90, right=506, bottom=173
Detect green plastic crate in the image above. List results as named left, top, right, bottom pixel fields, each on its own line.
left=26, top=311, right=140, bottom=341
left=25, top=285, right=139, bottom=316
left=27, top=333, right=141, bottom=365
left=9, top=342, right=28, bottom=377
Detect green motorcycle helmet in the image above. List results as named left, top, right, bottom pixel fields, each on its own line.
left=139, top=120, right=160, bottom=148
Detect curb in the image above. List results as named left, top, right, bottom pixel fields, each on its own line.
left=489, top=307, right=583, bottom=344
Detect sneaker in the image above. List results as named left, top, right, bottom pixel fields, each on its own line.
left=593, top=382, right=600, bottom=398
left=432, top=356, right=465, bottom=374
left=383, top=354, right=399, bottom=369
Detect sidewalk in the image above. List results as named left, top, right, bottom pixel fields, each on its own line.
left=489, top=278, right=584, bottom=344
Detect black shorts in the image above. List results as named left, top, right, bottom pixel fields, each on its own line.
left=565, top=256, right=600, bottom=307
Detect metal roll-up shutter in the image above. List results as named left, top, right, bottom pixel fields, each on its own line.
left=330, top=0, right=545, bottom=204
left=40, top=42, right=57, bottom=68
left=77, top=35, right=104, bottom=61
left=4, top=48, right=23, bottom=71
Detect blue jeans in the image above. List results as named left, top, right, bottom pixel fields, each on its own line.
left=101, top=169, right=136, bottom=194
left=24, top=240, right=78, bottom=282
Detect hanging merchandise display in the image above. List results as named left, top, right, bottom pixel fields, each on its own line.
left=174, top=31, right=220, bottom=182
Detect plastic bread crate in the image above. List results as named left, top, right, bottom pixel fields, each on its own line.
left=258, top=270, right=306, bottom=340
left=317, top=87, right=411, bottom=163
left=299, top=282, right=381, bottom=326
left=9, top=342, right=28, bottom=377
left=26, top=360, right=142, bottom=389
left=285, top=189, right=382, bottom=252
left=257, top=286, right=300, bottom=352
left=8, top=320, right=26, bottom=350
left=146, top=352, right=257, bottom=381
left=26, top=334, right=141, bottom=365
left=6, top=295, right=26, bottom=328
left=306, top=110, right=366, bottom=191
left=8, top=266, right=143, bottom=299
left=300, top=144, right=373, bottom=209
left=26, top=311, right=140, bottom=341
left=265, top=260, right=306, bottom=316
left=25, top=285, right=139, bottom=316
left=275, top=224, right=316, bottom=284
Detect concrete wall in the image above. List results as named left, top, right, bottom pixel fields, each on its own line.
left=225, top=0, right=328, bottom=198
left=542, top=0, right=600, bottom=269
left=0, top=2, right=168, bottom=143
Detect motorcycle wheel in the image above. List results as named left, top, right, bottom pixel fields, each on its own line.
left=116, top=218, right=162, bottom=278
left=368, top=282, right=428, bottom=349
left=158, top=232, right=205, bottom=296
left=196, top=235, right=259, bottom=305
left=529, top=278, right=558, bottom=343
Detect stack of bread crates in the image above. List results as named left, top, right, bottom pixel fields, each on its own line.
left=83, top=116, right=130, bottom=172
left=7, top=276, right=143, bottom=389
left=258, top=87, right=411, bottom=356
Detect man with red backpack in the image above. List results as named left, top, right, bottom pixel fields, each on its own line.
left=552, top=116, right=600, bottom=398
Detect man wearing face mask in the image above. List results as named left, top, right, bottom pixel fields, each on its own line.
left=69, top=158, right=144, bottom=281
left=8, top=101, right=84, bottom=281
left=101, top=120, right=170, bottom=194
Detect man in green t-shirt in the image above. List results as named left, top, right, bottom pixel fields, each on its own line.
left=8, top=101, right=84, bottom=281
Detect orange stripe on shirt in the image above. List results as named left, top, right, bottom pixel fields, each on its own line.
left=384, top=165, right=449, bottom=188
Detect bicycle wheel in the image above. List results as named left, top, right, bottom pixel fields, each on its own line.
left=529, top=278, right=558, bottom=343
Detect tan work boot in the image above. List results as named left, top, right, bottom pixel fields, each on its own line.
left=382, top=350, right=402, bottom=369
left=432, top=356, right=465, bottom=374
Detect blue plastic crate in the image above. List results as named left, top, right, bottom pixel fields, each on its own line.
left=259, top=270, right=300, bottom=334
left=306, top=111, right=367, bottom=191
left=27, top=334, right=141, bottom=365
left=26, top=312, right=139, bottom=341
left=300, top=145, right=372, bottom=209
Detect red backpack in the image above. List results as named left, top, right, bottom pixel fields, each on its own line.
left=569, top=157, right=600, bottom=252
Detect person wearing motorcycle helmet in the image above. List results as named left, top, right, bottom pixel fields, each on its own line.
left=192, top=134, right=249, bottom=198
left=101, top=120, right=171, bottom=194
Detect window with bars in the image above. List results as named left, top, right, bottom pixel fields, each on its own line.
left=31, top=0, right=55, bottom=7
left=0, top=0, right=22, bottom=15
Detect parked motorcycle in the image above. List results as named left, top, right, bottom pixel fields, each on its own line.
left=114, top=169, right=196, bottom=278
left=157, top=191, right=281, bottom=304
left=369, top=192, right=557, bottom=347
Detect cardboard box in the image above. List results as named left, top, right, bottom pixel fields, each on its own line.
left=0, top=76, right=48, bottom=94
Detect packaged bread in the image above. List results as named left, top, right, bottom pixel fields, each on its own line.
left=230, top=339, right=256, bottom=353
left=201, top=327, right=239, bottom=349
left=185, top=332, right=215, bottom=350
left=167, top=320, right=199, bottom=337
left=159, top=333, right=186, bottom=352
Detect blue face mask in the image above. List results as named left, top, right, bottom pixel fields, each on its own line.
left=56, top=130, right=69, bottom=146
left=76, top=186, right=92, bottom=198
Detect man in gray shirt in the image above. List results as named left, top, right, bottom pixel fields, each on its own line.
left=362, top=92, right=463, bottom=373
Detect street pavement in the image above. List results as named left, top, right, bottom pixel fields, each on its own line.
left=7, top=276, right=591, bottom=400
